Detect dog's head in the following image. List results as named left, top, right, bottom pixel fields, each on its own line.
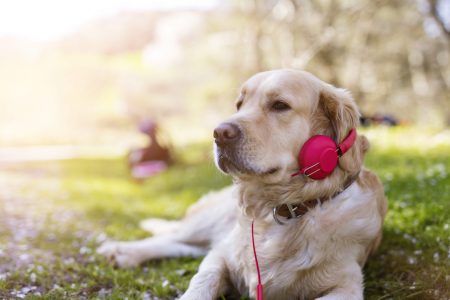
left=214, top=69, right=367, bottom=184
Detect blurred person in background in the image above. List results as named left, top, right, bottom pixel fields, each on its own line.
left=128, top=119, right=173, bottom=180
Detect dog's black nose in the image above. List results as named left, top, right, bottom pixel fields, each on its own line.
left=214, top=122, right=241, bottom=145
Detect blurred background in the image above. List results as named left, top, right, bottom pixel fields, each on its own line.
left=0, top=0, right=448, bottom=153
left=0, top=1, right=449, bottom=299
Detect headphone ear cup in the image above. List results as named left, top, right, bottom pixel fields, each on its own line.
left=298, top=135, right=339, bottom=180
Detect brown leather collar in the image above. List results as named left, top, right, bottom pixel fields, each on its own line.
left=272, top=172, right=360, bottom=225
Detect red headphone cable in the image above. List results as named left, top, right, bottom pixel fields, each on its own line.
left=251, top=220, right=263, bottom=300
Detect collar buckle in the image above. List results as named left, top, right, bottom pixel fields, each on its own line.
left=272, top=206, right=286, bottom=225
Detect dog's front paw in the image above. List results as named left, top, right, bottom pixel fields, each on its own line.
left=97, top=241, right=142, bottom=268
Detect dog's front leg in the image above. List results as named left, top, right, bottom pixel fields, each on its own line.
left=180, top=249, right=228, bottom=300
left=315, top=262, right=363, bottom=300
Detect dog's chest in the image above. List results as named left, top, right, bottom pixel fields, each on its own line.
left=226, top=218, right=322, bottom=299
left=226, top=184, right=378, bottom=299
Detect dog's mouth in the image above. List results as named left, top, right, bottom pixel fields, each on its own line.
left=216, top=151, right=279, bottom=177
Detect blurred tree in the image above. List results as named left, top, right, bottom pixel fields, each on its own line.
left=2, top=0, right=448, bottom=146
left=222, top=0, right=449, bottom=126
left=427, top=0, right=450, bottom=38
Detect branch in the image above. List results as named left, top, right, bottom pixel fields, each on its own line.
left=428, top=0, right=450, bottom=39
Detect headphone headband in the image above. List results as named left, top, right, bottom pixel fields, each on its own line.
left=337, top=128, right=357, bottom=157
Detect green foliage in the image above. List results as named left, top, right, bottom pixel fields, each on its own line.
left=0, top=128, right=448, bottom=299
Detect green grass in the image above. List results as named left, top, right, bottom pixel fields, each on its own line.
left=0, top=127, right=449, bottom=299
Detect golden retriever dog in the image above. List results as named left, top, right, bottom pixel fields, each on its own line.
left=98, top=69, right=387, bottom=300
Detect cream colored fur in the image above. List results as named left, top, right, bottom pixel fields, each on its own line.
left=98, top=69, right=387, bottom=300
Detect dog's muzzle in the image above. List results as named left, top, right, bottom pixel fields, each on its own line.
left=213, top=122, right=245, bottom=173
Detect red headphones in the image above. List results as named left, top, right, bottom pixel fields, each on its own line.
left=291, top=128, right=357, bottom=180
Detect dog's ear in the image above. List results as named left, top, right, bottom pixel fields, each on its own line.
left=318, top=85, right=360, bottom=143
left=317, top=84, right=364, bottom=174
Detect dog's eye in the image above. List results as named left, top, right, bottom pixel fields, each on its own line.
left=271, top=100, right=291, bottom=112
left=236, top=100, right=243, bottom=111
